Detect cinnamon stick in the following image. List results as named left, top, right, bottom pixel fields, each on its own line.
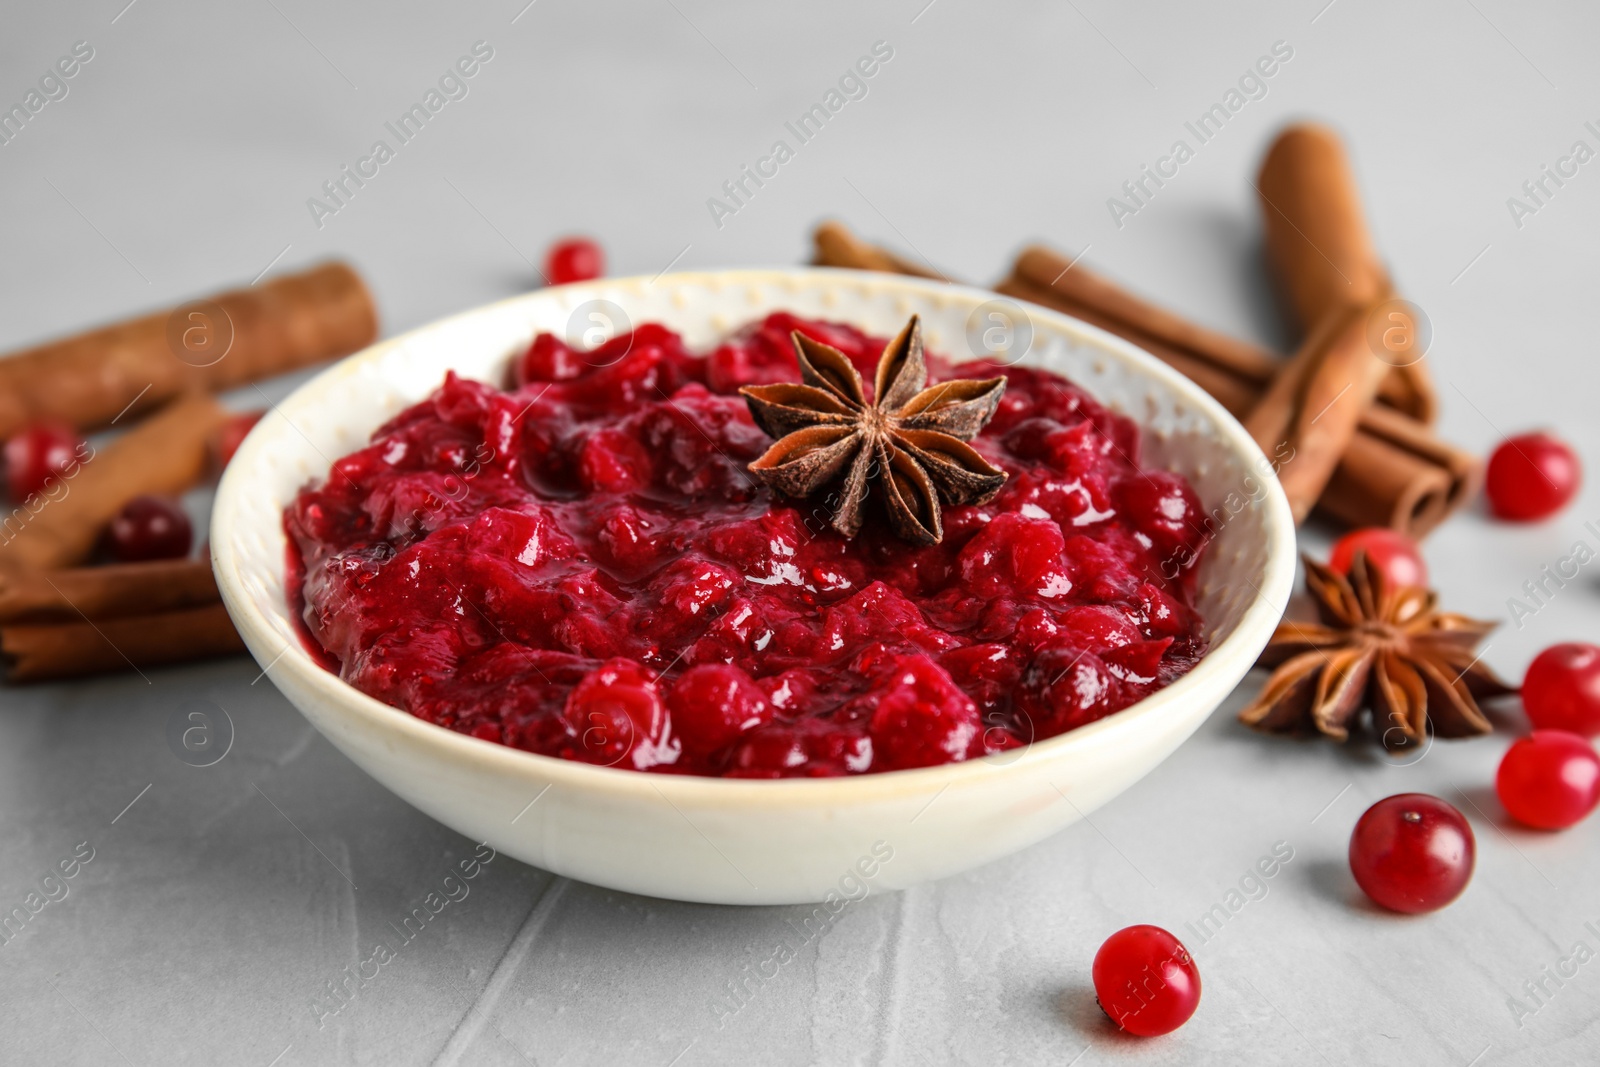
left=1011, top=247, right=1279, bottom=386
left=993, top=275, right=1261, bottom=416
left=1012, top=245, right=1426, bottom=423
left=1244, top=303, right=1393, bottom=523
left=1256, top=124, right=1388, bottom=328
left=813, top=220, right=943, bottom=279
left=1256, top=124, right=1436, bottom=425
left=1320, top=426, right=1454, bottom=534
left=2, top=603, right=244, bottom=683
left=0, top=559, right=219, bottom=624
left=1358, top=403, right=1481, bottom=512
left=0, top=261, right=376, bottom=439
left=0, top=393, right=225, bottom=570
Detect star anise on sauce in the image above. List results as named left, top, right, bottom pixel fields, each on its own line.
left=739, top=315, right=1008, bottom=545
left=1239, top=552, right=1516, bottom=750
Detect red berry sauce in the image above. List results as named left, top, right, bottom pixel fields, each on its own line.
left=284, top=313, right=1212, bottom=776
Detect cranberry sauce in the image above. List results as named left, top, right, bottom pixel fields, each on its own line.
left=284, top=313, right=1211, bottom=777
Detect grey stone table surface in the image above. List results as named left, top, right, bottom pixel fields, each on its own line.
left=3, top=1, right=1599, bottom=1064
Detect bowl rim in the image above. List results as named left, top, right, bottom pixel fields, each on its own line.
left=211, top=266, right=1296, bottom=808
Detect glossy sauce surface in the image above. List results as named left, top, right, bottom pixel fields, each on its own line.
left=285, top=314, right=1211, bottom=776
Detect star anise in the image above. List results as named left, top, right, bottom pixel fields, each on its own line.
left=739, top=316, right=1008, bottom=545
left=1239, top=552, right=1516, bottom=750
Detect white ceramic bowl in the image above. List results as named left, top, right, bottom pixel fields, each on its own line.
left=212, top=269, right=1295, bottom=905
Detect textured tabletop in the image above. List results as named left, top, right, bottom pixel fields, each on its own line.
left=3, top=2, right=1598, bottom=1064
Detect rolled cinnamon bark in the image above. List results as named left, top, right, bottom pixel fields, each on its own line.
left=1334, top=403, right=1480, bottom=522
left=1256, top=124, right=1388, bottom=327
left=992, top=275, right=1259, bottom=415
left=1320, top=428, right=1454, bottom=533
left=1256, top=124, right=1436, bottom=425
left=1244, top=304, right=1394, bottom=524
left=0, top=559, right=219, bottom=624
left=0, top=393, right=225, bottom=571
left=0, top=262, right=376, bottom=439
left=1012, top=244, right=1427, bottom=423
left=813, top=220, right=943, bottom=279
left=1011, top=247, right=1279, bottom=386
left=2, top=602, right=244, bottom=683
left=1242, top=308, right=1356, bottom=450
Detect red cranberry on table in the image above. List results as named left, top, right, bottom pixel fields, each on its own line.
left=1522, top=643, right=1600, bottom=735
left=5, top=421, right=85, bottom=501
left=1348, top=794, right=1474, bottom=914
left=107, top=495, right=193, bottom=562
left=1485, top=432, right=1580, bottom=521
left=1092, top=924, right=1201, bottom=1037
left=544, top=237, right=604, bottom=285
left=1328, top=527, right=1427, bottom=590
left=1496, top=730, right=1600, bottom=830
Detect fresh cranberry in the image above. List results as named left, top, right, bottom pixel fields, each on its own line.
left=1092, top=925, right=1200, bottom=1037
left=107, top=495, right=193, bottom=562
left=1485, top=432, right=1580, bottom=521
left=1522, top=643, right=1600, bottom=735
left=667, top=664, right=771, bottom=763
left=1348, top=794, right=1474, bottom=913
left=5, top=421, right=84, bottom=501
left=1496, top=731, right=1600, bottom=830
left=213, top=410, right=265, bottom=471
left=1328, top=527, right=1427, bottom=590
left=544, top=237, right=604, bottom=285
